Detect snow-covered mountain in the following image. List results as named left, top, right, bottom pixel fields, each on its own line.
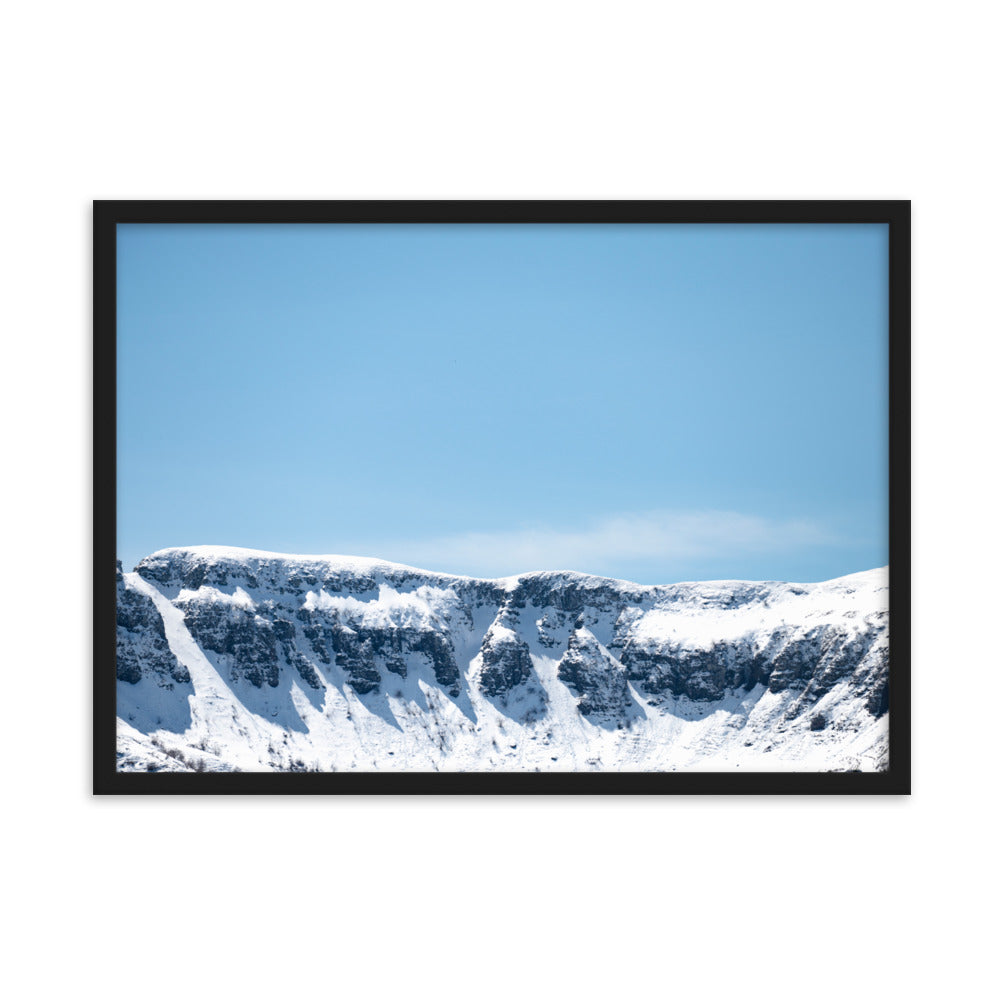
left=116, top=546, right=890, bottom=773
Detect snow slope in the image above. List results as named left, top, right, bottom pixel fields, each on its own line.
left=116, top=547, right=889, bottom=773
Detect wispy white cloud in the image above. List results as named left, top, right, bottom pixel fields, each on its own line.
left=370, top=510, right=837, bottom=581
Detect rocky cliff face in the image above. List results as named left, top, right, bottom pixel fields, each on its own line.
left=116, top=546, right=890, bottom=773
left=558, top=625, right=636, bottom=721
left=116, top=560, right=190, bottom=688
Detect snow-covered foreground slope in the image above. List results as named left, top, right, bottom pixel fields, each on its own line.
left=116, top=547, right=889, bottom=773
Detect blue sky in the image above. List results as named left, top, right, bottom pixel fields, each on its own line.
left=117, top=222, right=887, bottom=583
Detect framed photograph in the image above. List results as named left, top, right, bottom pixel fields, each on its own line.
left=94, top=200, right=910, bottom=794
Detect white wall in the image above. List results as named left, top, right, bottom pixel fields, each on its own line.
left=2, top=3, right=994, bottom=997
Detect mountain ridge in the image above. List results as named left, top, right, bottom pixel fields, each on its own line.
left=132, top=543, right=882, bottom=591
left=116, top=547, right=889, bottom=773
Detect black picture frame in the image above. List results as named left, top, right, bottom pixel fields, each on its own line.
left=94, top=200, right=910, bottom=795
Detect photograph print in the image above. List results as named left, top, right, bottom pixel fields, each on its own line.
left=96, top=201, right=909, bottom=793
